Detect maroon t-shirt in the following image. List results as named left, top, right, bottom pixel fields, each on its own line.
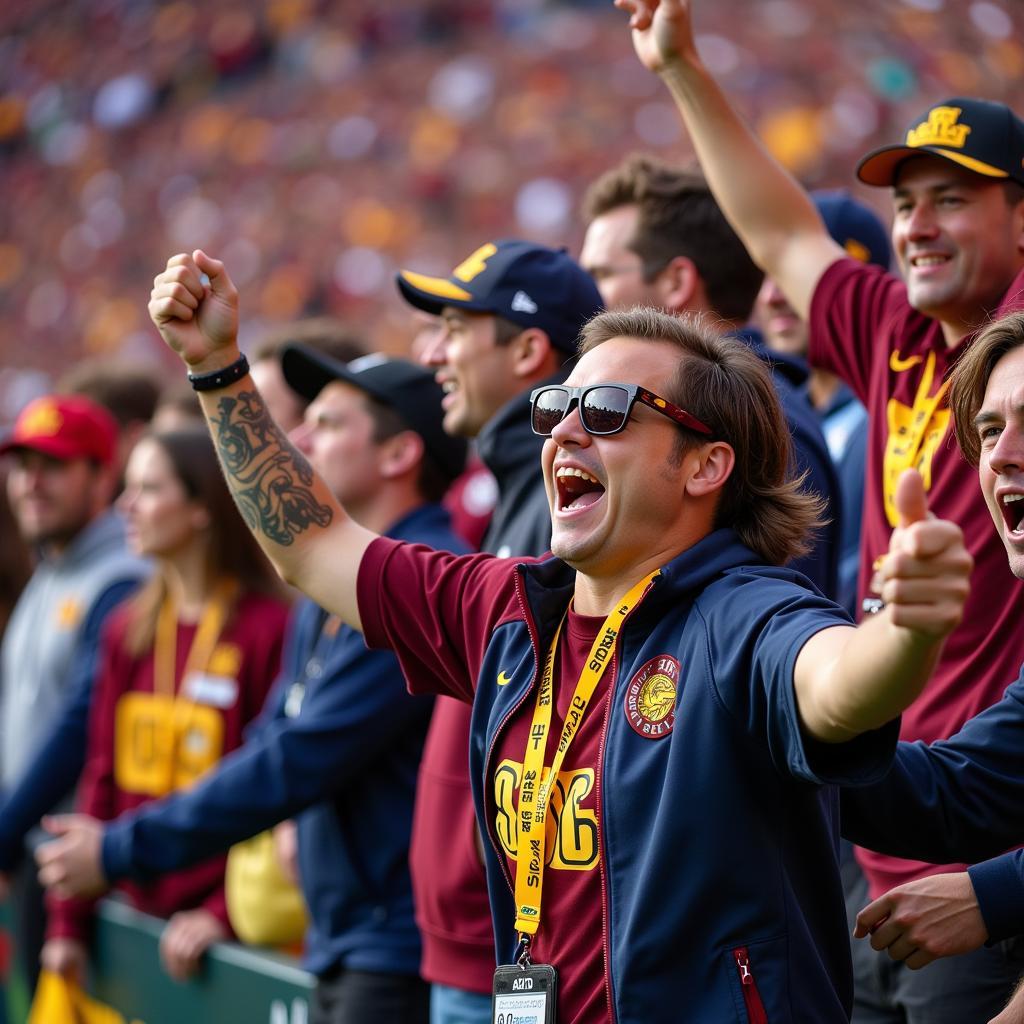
left=809, top=259, right=1024, bottom=897
left=494, top=608, right=609, bottom=1024
left=47, top=592, right=289, bottom=941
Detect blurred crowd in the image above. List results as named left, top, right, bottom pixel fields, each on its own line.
left=1, top=0, right=1021, bottom=425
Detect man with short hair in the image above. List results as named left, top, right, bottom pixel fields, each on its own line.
left=35, top=349, right=468, bottom=1024
left=618, top=2, right=1024, bottom=1016
left=757, top=191, right=892, bottom=614
left=396, top=240, right=603, bottom=1021
left=0, top=394, right=147, bottom=990
left=41, top=248, right=974, bottom=1022
left=580, top=155, right=840, bottom=597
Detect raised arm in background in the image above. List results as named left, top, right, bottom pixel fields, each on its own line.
left=616, top=0, right=845, bottom=317
left=148, top=250, right=373, bottom=628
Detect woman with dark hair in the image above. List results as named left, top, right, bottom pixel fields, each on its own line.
left=40, top=427, right=289, bottom=984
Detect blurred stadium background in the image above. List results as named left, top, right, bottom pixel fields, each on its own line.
left=0, top=0, right=1020, bottom=421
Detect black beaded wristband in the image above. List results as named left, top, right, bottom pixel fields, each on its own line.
left=187, top=354, right=250, bottom=392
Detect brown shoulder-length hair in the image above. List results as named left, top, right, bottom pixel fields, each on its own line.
left=579, top=308, right=825, bottom=567
left=950, top=310, right=1024, bottom=467
left=124, top=426, right=284, bottom=656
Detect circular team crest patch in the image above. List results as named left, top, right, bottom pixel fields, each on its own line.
left=624, top=655, right=679, bottom=739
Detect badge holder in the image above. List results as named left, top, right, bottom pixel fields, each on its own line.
left=492, top=936, right=558, bottom=1024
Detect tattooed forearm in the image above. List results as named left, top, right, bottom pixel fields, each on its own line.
left=211, top=390, right=333, bottom=546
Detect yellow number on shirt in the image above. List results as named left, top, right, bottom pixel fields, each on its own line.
left=493, top=759, right=599, bottom=872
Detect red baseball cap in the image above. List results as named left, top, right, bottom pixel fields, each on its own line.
left=0, top=395, right=118, bottom=466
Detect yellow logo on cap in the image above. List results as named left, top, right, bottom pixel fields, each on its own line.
left=452, top=242, right=498, bottom=283
left=906, top=106, right=971, bottom=151
left=20, top=399, right=63, bottom=438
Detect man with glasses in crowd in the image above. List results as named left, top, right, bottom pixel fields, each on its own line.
left=45, top=249, right=971, bottom=1022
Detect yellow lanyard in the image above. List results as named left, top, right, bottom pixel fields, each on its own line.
left=513, top=571, right=658, bottom=939
left=153, top=578, right=237, bottom=699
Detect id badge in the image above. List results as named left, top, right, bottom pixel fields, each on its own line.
left=492, top=963, right=558, bottom=1024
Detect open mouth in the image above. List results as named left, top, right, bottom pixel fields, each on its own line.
left=556, top=466, right=605, bottom=513
left=1002, top=493, right=1024, bottom=536
left=436, top=371, right=459, bottom=409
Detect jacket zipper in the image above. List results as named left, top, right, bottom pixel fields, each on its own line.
left=596, top=645, right=618, bottom=1024
left=733, top=947, right=768, bottom=1024
left=483, top=568, right=545, bottom=898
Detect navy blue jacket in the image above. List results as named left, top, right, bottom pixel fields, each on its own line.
left=361, top=528, right=896, bottom=1022
left=102, top=504, right=465, bottom=976
left=735, top=327, right=841, bottom=600
left=841, top=668, right=1024, bottom=945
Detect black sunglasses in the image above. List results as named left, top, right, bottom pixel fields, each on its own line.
left=530, top=383, right=713, bottom=438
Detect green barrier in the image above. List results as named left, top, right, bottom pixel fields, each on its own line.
left=1, top=898, right=314, bottom=1024
left=0, top=901, right=29, bottom=1024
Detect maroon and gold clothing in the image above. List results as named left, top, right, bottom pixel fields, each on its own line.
left=809, top=259, right=1024, bottom=897
left=494, top=608, right=608, bottom=1024
left=46, top=591, right=288, bottom=941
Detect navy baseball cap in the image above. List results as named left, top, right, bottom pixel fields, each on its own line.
left=812, top=190, right=892, bottom=269
left=857, top=97, right=1024, bottom=188
left=396, top=240, right=604, bottom=353
left=280, top=345, right=467, bottom=482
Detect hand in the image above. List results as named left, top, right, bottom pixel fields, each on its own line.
left=876, top=470, right=972, bottom=637
left=148, top=249, right=240, bottom=372
left=991, top=981, right=1024, bottom=1024
left=35, top=814, right=108, bottom=899
left=614, top=0, right=699, bottom=75
left=40, top=937, right=88, bottom=986
left=272, top=820, right=300, bottom=886
left=159, top=908, right=227, bottom=982
left=853, top=871, right=987, bottom=969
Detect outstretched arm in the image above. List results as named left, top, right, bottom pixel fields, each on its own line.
left=617, top=0, right=845, bottom=317
left=148, top=250, right=374, bottom=628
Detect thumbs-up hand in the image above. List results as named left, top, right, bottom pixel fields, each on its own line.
left=876, top=469, right=972, bottom=637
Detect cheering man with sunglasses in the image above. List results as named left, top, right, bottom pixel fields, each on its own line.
left=50, top=250, right=970, bottom=1023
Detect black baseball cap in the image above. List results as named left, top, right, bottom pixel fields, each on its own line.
left=280, top=345, right=467, bottom=482
left=396, top=239, right=604, bottom=353
left=857, top=97, right=1024, bottom=188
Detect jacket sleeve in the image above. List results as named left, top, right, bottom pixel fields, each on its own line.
left=969, top=851, right=1024, bottom=944
left=102, top=630, right=432, bottom=882
left=841, top=672, right=1024, bottom=862
left=0, top=578, right=137, bottom=870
